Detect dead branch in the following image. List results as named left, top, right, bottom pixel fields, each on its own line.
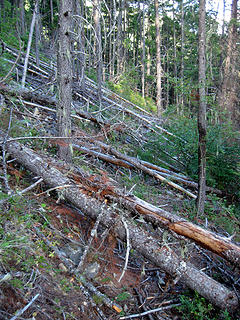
left=75, top=207, right=106, bottom=273
left=10, top=293, right=40, bottom=320
left=1, top=108, right=13, bottom=194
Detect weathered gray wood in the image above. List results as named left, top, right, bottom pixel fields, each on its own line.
left=0, top=132, right=238, bottom=311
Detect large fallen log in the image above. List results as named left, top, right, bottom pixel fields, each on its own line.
left=0, top=133, right=238, bottom=311
left=57, top=164, right=240, bottom=267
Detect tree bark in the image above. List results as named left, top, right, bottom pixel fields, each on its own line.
left=141, top=3, right=146, bottom=99
left=93, top=0, right=103, bottom=103
left=0, top=133, right=238, bottom=311
left=154, top=0, right=163, bottom=117
left=179, top=0, right=185, bottom=112
left=218, top=0, right=239, bottom=129
left=197, top=0, right=207, bottom=216
left=21, top=0, right=39, bottom=88
left=19, top=0, right=25, bottom=35
left=74, top=0, right=86, bottom=92
left=57, top=0, right=73, bottom=162
left=35, top=1, right=40, bottom=67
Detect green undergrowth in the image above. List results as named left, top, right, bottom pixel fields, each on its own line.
left=107, top=76, right=157, bottom=113
left=179, top=195, right=239, bottom=241
left=137, top=117, right=240, bottom=200
left=177, top=291, right=233, bottom=320
left=86, top=67, right=157, bottom=114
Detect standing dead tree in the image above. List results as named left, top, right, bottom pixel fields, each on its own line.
left=57, top=0, right=73, bottom=162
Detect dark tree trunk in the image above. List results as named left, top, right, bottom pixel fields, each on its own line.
left=57, top=0, right=73, bottom=162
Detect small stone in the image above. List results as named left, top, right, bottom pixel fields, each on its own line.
left=59, top=263, right=68, bottom=272
left=85, top=262, right=100, bottom=279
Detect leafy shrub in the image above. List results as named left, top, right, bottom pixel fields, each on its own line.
left=177, top=292, right=232, bottom=320
left=138, top=117, right=240, bottom=199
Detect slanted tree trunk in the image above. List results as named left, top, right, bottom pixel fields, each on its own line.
left=154, top=0, right=163, bottom=117
left=57, top=0, right=73, bottom=162
left=35, top=1, right=40, bottom=67
left=197, top=0, right=207, bottom=215
left=218, top=0, right=239, bottom=129
left=21, top=0, right=39, bottom=87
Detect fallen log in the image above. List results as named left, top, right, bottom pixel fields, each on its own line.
left=0, top=133, right=238, bottom=311
left=0, top=85, right=184, bottom=170
left=79, top=139, right=222, bottom=196
left=58, top=165, right=240, bottom=267
left=92, top=141, right=197, bottom=199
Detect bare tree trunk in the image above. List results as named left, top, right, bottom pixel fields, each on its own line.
left=219, top=0, right=226, bottom=82
left=155, top=0, right=163, bottom=117
left=218, top=0, right=239, bottom=129
left=57, top=0, right=73, bottom=162
left=118, top=0, right=127, bottom=75
left=173, top=0, right=178, bottom=107
left=21, top=0, right=39, bottom=87
left=116, top=0, right=123, bottom=76
left=145, top=12, right=151, bottom=97
left=93, top=0, right=103, bottom=103
left=179, top=0, right=185, bottom=113
left=19, top=0, right=25, bottom=35
left=141, top=2, right=146, bottom=99
left=74, top=0, right=86, bottom=91
left=50, top=0, right=54, bottom=25
left=35, top=1, right=40, bottom=67
left=197, top=0, right=207, bottom=216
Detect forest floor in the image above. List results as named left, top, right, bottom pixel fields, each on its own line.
left=0, top=45, right=239, bottom=320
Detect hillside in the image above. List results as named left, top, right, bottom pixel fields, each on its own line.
left=0, top=42, right=239, bottom=320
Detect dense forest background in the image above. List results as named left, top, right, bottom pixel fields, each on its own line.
left=0, top=0, right=239, bottom=198
left=0, top=0, right=240, bottom=319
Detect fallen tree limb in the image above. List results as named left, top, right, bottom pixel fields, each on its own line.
left=0, top=133, right=238, bottom=311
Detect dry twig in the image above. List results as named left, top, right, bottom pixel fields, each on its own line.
left=10, top=293, right=40, bottom=320
left=118, top=216, right=131, bottom=283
